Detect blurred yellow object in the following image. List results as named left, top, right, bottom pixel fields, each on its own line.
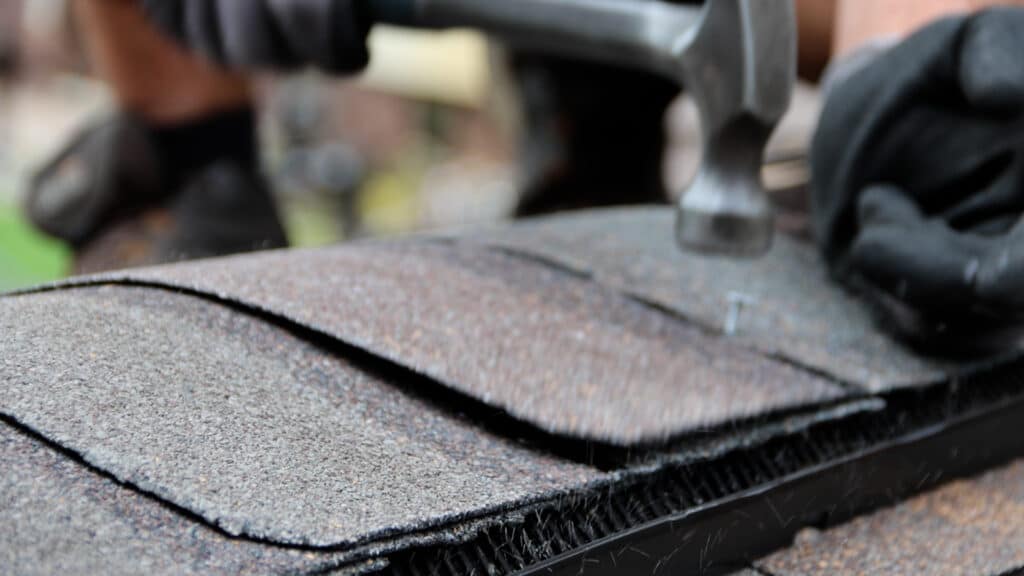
left=358, top=26, right=491, bottom=108
left=358, top=171, right=420, bottom=235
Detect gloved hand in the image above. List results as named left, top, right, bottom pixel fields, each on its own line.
left=139, top=0, right=371, bottom=73
left=812, top=8, right=1024, bottom=344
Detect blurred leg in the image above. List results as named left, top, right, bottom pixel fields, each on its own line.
left=26, top=1, right=286, bottom=274
left=0, top=0, right=21, bottom=76
left=71, top=0, right=250, bottom=124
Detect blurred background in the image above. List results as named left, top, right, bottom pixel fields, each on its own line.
left=0, top=0, right=527, bottom=291
left=0, top=0, right=819, bottom=292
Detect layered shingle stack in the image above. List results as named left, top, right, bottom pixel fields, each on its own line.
left=3, top=208, right=1023, bottom=575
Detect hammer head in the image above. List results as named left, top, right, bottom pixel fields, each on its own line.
left=673, top=0, right=796, bottom=256
left=373, top=0, right=796, bottom=257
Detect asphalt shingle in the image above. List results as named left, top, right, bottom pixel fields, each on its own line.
left=459, top=207, right=1006, bottom=391
left=0, top=286, right=600, bottom=548
left=59, top=240, right=845, bottom=445
left=0, top=423, right=372, bottom=575
left=2, top=207, right=1022, bottom=573
left=757, top=459, right=1024, bottom=576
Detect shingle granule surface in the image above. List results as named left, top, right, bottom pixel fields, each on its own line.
left=0, top=423, right=372, bottom=575
left=758, top=459, right=1024, bottom=576
left=70, top=240, right=845, bottom=444
left=461, top=207, right=1012, bottom=392
left=5, top=207, right=1023, bottom=572
left=0, top=286, right=600, bottom=547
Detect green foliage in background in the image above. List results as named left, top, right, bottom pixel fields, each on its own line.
left=0, top=204, right=70, bottom=292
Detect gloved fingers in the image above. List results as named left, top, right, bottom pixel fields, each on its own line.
left=941, top=150, right=1024, bottom=232
left=850, top=184, right=1024, bottom=320
left=860, top=104, right=1022, bottom=209
left=975, top=216, right=1024, bottom=312
left=958, top=9, right=1024, bottom=114
left=810, top=16, right=986, bottom=259
left=812, top=7, right=1024, bottom=338
left=848, top=185, right=986, bottom=312
left=855, top=184, right=922, bottom=229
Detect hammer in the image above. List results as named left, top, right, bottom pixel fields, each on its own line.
left=367, top=0, right=796, bottom=257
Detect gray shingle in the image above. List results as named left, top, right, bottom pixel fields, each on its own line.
left=458, top=207, right=1007, bottom=392
left=3, top=207, right=1020, bottom=573
left=757, top=459, right=1024, bottom=576
left=57, top=241, right=845, bottom=444
left=0, top=423, right=376, bottom=575
left=0, top=286, right=600, bottom=548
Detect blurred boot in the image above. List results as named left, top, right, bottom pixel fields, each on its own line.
left=26, top=108, right=288, bottom=274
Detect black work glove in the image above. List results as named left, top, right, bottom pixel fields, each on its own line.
left=811, top=8, right=1024, bottom=345
left=139, top=0, right=372, bottom=73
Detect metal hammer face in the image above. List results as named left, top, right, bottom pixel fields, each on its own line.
left=372, top=0, right=796, bottom=257
left=673, top=0, right=796, bottom=256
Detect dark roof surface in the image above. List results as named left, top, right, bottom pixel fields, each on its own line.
left=0, top=424, right=373, bottom=576
left=61, top=240, right=845, bottom=444
left=753, top=458, right=1024, bottom=576
left=462, top=208, right=985, bottom=390
left=0, top=286, right=598, bottom=548
left=2, top=207, right=1020, bottom=575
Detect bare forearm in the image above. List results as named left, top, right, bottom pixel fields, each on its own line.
left=72, top=0, right=250, bottom=125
